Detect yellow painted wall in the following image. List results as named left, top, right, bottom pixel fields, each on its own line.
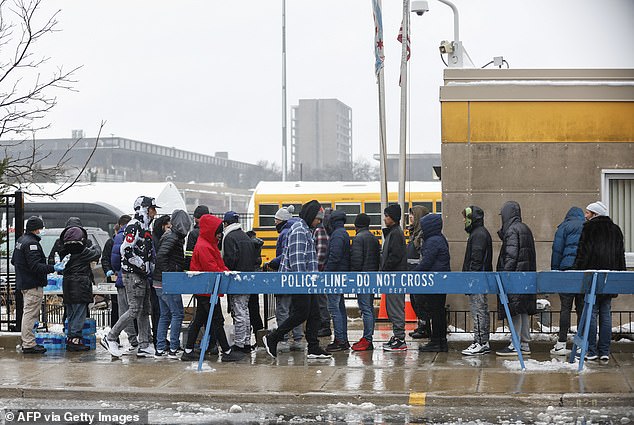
left=442, top=101, right=634, bottom=143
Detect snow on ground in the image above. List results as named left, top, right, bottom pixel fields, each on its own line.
left=503, top=358, right=588, bottom=372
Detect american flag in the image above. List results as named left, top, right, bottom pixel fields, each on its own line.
left=397, top=23, right=411, bottom=61
left=372, top=0, right=385, bottom=79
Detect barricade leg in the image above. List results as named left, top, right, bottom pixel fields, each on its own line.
left=570, top=272, right=599, bottom=372
left=495, top=274, right=525, bottom=370
left=198, top=275, right=221, bottom=372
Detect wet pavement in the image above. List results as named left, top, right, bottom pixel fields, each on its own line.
left=1, top=323, right=633, bottom=414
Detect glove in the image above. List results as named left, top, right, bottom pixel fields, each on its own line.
left=54, top=262, right=65, bottom=272
left=105, top=270, right=114, bottom=278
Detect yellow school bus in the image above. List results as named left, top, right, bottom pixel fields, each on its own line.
left=247, top=181, right=442, bottom=263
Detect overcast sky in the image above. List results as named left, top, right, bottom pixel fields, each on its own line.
left=30, top=0, right=634, bottom=167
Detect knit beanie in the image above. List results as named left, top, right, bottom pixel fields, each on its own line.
left=275, top=205, right=295, bottom=221
left=586, top=201, right=608, bottom=217
left=25, top=216, right=44, bottom=232
left=193, top=205, right=210, bottom=219
left=299, top=200, right=321, bottom=225
left=354, top=213, right=371, bottom=228
left=384, top=204, right=402, bottom=222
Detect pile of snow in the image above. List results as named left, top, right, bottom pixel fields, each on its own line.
left=185, top=362, right=216, bottom=372
left=503, top=358, right=587, bottom=372
left=326, top=402, right=376, bottom=411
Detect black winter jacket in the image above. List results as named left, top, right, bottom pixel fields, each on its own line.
left=325, top=210, right=351, bottom=272
left=462, top=206, right=493, bottom=272
left=63, top=243, right=101, bottom=304
left=350, top=227, right=380, bottom=272
left=574, top=216, right=625, bottom=271
left=221, top=223, right=257, bottom=272
left=184, top=224, right=201, bottom=271
left=414, top=214, right=451, bottom=272
left=153, top=210, right=191, bottom=281
left=101, top=237, right=114, bottom=275
left=496, top=201, right=537, bottom=319
left=11, top=232, right=55, bottom=290
left=380, top=224, right=407, bottom=271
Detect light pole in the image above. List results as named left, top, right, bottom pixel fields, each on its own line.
left=411, top=0, right=472, bottom=68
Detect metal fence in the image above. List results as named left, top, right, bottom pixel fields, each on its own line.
left=1, top=191, right=24, bottom=332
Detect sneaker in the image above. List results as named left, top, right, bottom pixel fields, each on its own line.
left=585, top=353, right=598, bottom=361
left=263, top=334, right=278, bottom=358
left=221, top=349, right=245, bottom=362
left=600, top=354, right=609, bottom=362
left=231, top=344, right=253, bottom=354
left=290, top=340, right=304, bottom=352
left=154, top=350, right=166, bottom=358
left=122, top=344, right=138, bottom=356
left=550, top=341, right=570, bottom=356
left=307, top=346, right=333, bottom=359
left=419, top=339, right=448, bottom=352
left=382, top=336, right=397, bottom=349
left=136, top=345, right=156, bottom=358
left=317, top=328, right=332, bottom=338
left=326, top=339, right=350, bottom=352
left=383, top=337, right=407, bottom=351
left=168, top=349, right=183, bottom=359
left=22, top=344, right=47, bottom=354
left=351, top=337, right=374, bottom=351
left=496, top=345, right=518, bottom=356
left=207, top=344, right=219, bottom=356
left=462, top=342, right=490, bottom=356
left=100, top=337, right=122, bottom=357
left=66, top=337, right=89, bottom=352
left=520, top=344, right=531, bottom=354
left=180, top=350, right=198, bottom=362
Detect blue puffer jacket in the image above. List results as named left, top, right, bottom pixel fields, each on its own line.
left=414, top=214, right=450, bottom=272
left=325, top=210, right=350, bottom=272
left=550, top=207, right=584, bottom=271
left=110, top=227, right=125, bottom=288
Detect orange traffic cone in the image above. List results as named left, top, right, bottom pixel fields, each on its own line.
left=377, top=294, right=418, bottom=322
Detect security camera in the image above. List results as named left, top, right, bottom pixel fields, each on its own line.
left=411, top=0, right=429, bottom=16
left=439, top=40, right=454, bottom=54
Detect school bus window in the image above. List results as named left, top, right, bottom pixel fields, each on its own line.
left=320, top=202, right=332, bottom=210
left=412, top=201, right=433, bottom=211
left=282, top=203, right=302, bottom=215
left=364, top=202, right=382, bottom=226
left=335, top=203, right=361, bottom=222
left=436, top=201, right=442, bottom=213
left=258, top=204, right=278, bottom=227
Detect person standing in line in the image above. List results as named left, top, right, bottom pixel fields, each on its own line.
left=149, top=215, right=171, bottom=349
left=415, top=214, right=451, bottom=352
left=407, top=205, right=431, bottom=340
left=101, top=223, right=120, bottom=327
left=574, top=201, right=625, bottom=362
left=313, top=208, right=331, bottom=338
left=221, top=211, right=257, bottom=354
left=495, top=201, right=537, bottom=357
left=246, top=229, right=265, bottom=345
left=380, top=204, right=408, bottom=352
left=550, top=206, right=585, bottom=356
left=263, top=200, right=331, bottom=360
left=110, top=214, right=137, bottom=353
left=60, top=226, right=101, bottom=351
left=324, top=209, right=351, bottom=352
left=101, top=196, right=158, bottom=358
left=153, top=209, right=191, bottom=358
left=12, top=217, right=62, bottom=354
left=460, top=206, right=493, bottom=356
left=185, top=205, right=210, bottom=270
left=350, top=213, right=381, bottom=351
left=266, top=205, right=304, bottom=352
left=181, top=214, right=242, bottom=362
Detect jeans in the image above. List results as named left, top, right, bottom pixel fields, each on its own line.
left=327, top=294, right=348, bottom=342
left=318, top=294, right=330, bottom=329
left=154, top=286, right=184, bottom=352
left=116, top=286, right=138, bottom=346
left=109, top=273, right=151, bottom=349
left=357, top=294, right=375, bottom=341
left=275, top=295, right=303, bottom=341
left=269, top=294, right=320, bottom=351
left=588, top=295, right=612, bottom=357
left=511, top=313, right=531, bottom=346
left=557, top=293, right=584, bottom=342
left=66, top=303, right=87, bottom=339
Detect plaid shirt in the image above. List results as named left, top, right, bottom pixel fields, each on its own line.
left=312, top=224, right=329, bottom=272
left=280, top=219, right=318, bottom=273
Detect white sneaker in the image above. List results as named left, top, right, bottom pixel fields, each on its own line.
left=550, top=341, right=570, bottom=356
left=100, top=337, right=122, bottom=357
left=136, top=345, right=156, bottom=358
left=462, top=342, right=491, bottom=356
left=122, top=345, right=138, bottom=356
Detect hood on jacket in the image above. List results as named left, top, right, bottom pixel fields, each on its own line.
left=499, top=201, right=522, bottom=236
left=409, top=205, right=430, bottom=248
left=328, top=210, right=347, bottom=234
left=563, top=206, right=584, bottom=223
left=199, top=214, right=223, bottom=247
left=60, top=220, right=88, bottom=243
left=65, top=217, right=83, bottom=228
left=464, top=205, right=485, bottom=233
left=420, top=214, right=443, bottom=239
left=170, top=209, right=192, bottom=238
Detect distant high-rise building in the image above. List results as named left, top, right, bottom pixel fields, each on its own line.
left=291, top=99, right=352, bottom=173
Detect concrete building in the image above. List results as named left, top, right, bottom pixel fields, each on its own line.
left=291, top=99, right=352, bottom=173
left=439, top=69, right=634, bottom=272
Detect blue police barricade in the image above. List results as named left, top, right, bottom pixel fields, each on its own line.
left=164, top=271, right=634, bottom=372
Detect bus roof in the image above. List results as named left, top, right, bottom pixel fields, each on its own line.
left=252, top=181, right=441, bottom=196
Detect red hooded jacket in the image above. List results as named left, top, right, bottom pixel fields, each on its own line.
left=190, top=215, right=228, bottom=296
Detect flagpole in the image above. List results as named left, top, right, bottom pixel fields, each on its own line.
left=372, top=0, right=388, bottom=222
left=398, top=0, right=410, bottom=224
left=281, top=0, right=288, bottom=181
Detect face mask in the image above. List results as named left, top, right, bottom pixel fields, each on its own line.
left=38, top=229, right=47, bottom=236
left=463, top=207, right=472, bottom=230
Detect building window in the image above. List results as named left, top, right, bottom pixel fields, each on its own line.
left=602, top=170, right=634, bottom=267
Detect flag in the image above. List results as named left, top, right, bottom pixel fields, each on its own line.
left=397, top=23, right=410, bottom=61
left=372, top=0, right=385, bottom=79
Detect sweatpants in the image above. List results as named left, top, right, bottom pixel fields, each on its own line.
left=468, top=293, right=490, bottom=345
left=230, top=294, right=251, bottom=348
left=385, top=293, right=405, bottom=340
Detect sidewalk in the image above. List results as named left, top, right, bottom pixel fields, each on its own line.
left=1, top=323, right=632, bottom=408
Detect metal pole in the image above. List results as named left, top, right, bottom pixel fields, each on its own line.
left=437, top=0, right=459, bottom=42
left=281, top=0, right=288, bottom=181
left=398, top=0, right=410, bottom=223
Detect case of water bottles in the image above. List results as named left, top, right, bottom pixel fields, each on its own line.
left=63, top=318, right=97, bottom=350
left=35, top=332, right=66, bottom=351
left=45, top=274, right=63, bottom=292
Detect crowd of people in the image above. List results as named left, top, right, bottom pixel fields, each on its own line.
left=11, top=195, right=626, bottom=363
